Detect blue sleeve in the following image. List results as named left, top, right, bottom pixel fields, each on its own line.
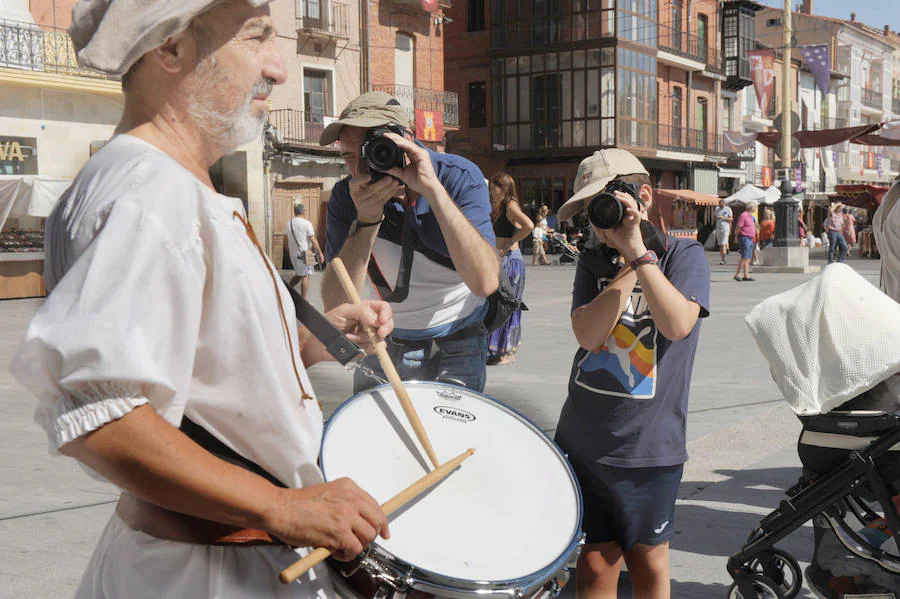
left=663, top=240, right=711, bottom=318
left=571, top=257, right=600, bottom=314
left=433, top=152, right=495, bottom=248
left=324, top=178, right=357, bottom=261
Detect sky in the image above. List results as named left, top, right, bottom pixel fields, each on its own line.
left=760, top=0, right=900, bottom=32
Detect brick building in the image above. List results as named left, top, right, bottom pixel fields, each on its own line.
left=444, top=0, right=748, bottom=235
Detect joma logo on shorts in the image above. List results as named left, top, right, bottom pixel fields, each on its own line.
left=436, top=389, right=463, bottom=401
left=433, top=406, right=475, bottom=422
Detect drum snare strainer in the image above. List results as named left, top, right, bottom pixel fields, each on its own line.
left=320, top=381, right=584, bottom=599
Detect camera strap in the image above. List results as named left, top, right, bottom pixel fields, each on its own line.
left=367, top=202, right=455, bottom=303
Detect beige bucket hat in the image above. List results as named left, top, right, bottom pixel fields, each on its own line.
left=557, top=149, right=649, bottom=222
left=319, top=91, right=409, bottom=146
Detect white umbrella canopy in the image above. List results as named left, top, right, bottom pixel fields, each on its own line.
left=725, top=184, right=767, bottom=206
left=763, top=185, right=783, bottom=205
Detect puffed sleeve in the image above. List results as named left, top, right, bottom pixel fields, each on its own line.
left=10, top=200, right=205, bottom=453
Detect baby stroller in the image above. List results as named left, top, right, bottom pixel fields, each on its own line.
left=727, top=265, right=900, bottom=599
left=546, top=232, right=580, bottom=264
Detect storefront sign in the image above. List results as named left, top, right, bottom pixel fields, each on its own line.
left=415, top=110, right=443, bottom=142
left=0, top=136, right=37, bottom=175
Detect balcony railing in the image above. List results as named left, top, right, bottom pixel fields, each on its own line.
left=370, top=84, right=459, bottom=129
left=658, top=123, right=727, bottom=156
left=658, top=24, right=721, bottom=72
left=491, top=12, right=613, bottom=51
left=0, top=19, right=118, bottom=80
left=268, top=109, right=336, bottom=149
left=862, top=87, right=882, bottom=110
left=296, top=1, right=350, bottom=39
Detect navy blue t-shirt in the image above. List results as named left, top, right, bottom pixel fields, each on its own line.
left=555, top=236, right=710, bottom=468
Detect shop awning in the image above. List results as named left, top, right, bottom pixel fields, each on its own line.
left=655, top=188, right=721, bottom=206
left=0, top=175, right=72, bottom=232
left=828, top=184, right=891, bottom=211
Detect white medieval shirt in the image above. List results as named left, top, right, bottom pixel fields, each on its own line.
left=11, top=134, right=333, bottom=598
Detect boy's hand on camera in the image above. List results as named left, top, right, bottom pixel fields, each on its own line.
left=592, top=191, right=647, bottom=263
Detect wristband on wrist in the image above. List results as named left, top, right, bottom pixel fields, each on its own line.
left=628, top=250, right=658, bottom=270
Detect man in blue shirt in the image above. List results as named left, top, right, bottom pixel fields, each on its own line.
left=320, top=92, right=499, bottom=392
left=554, top=149, right=710, bottom=598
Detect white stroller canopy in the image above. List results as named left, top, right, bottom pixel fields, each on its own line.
left=745, top=264, right=900, bottom=416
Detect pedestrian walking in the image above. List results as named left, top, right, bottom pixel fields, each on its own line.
left=285, top=202, right=324, bottom=298
left=826, top=202, right=848, bottom=263
left=714, top=198, right=733, bottom=265
left=733, top=200, right=758, bottom=281
left=842, top=207, right=857, bottom=258
left=488, top=172, right=534, bottom=365
left=532, top=204, right=551, bottom=266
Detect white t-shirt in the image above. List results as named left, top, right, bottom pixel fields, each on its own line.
left=714, top=206, right=733, bottom=229
left=285, top=216, right=316, bottom=274
left=11, top=134, right=332, bottom=598
left=533, top=218, right=547, bottom=239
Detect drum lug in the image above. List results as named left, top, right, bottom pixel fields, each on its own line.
left=358, top=553, right=409, bottom=595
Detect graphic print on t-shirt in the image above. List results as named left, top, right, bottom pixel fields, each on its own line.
left=574, top=286, right=658, bottom=399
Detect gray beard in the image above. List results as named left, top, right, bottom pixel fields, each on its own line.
left=185, top=56, right=271, bottom=155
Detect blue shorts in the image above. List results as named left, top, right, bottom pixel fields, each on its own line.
left=567, top=454, right=683, bottom=552
left=738, top=235, right=755, bottom=259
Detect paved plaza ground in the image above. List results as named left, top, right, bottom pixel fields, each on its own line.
left=0, top=246, right=884, bottom=598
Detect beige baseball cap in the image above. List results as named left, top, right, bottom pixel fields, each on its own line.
left=557, top=149, right=649, bottom=222
left=69, top=0, right=274, bottom=76
left=319, top=91, right=409, bottom=146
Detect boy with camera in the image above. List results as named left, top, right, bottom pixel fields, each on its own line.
left=319, top=92, right=499, bottom=392
left=554, top=149, right=710, bottom=598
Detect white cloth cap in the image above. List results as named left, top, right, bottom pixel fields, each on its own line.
left=69, top=0, right=273, bottom=76
left=745, top=263, right=900, bottom=416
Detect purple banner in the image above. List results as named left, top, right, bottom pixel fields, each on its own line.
left=798, top=44, right=831, bottom=96
left=796, top=168, right=802, bottom=192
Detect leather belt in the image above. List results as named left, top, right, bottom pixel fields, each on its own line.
left=115, top=492, right=283, bottom=546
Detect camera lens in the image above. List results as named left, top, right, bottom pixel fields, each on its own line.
left=587, top=193, right=625, bottom=229
left=364, top=137, right=401, bottom=173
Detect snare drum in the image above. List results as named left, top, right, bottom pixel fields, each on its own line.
left=320, top=381, right=584, bottom=599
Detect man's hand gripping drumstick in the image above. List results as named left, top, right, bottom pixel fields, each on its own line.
left=279, top=447, right=475, bottom=584
left=330, top=257, right=441, bottom=469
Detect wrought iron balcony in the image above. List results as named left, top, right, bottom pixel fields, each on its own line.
left=296, top=1, right=350, bottom=39
left=370, top=84, right=459, bottom=129
left=0, top=19, right=118, bottom=80
left=267, top=109, right=336, bottom=149
left=658, top=123, right=727, bottom=156
left=862, top=87, right=882, bottom=110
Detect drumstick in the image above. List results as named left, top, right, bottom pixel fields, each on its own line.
left=330, top=257, right=440, bottom=469
left=279, top=447, right=475, bottom=584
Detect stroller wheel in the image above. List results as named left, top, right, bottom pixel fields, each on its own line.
left=727, top=574, right=785, bottom=599
left=747, top=549, right=802, bottom=599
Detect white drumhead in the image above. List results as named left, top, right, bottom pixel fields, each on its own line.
left=321, top=382, right=581, bottom=583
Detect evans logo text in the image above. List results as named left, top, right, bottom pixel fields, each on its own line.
left=433, top=406, right=476, bottom=423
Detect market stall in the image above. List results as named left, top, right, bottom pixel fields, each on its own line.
left=0, top=175, right=71, bottom=299
left=652, top=188, right=721, bottom=240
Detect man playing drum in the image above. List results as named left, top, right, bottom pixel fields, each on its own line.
left=11, top=1, right=393, bottom=597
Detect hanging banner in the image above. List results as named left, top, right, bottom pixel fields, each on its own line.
left=761, top=167, right=773, bottom=188
left=415, top=109, right=443, bottom=142
left=747, top=50, right=776, bottom=114
left=797, top=44, right=832, bottom=95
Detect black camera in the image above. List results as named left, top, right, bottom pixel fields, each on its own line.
left=587, top=180, right=644, bottom=229
left=360, top=125, right=407, bottom=182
